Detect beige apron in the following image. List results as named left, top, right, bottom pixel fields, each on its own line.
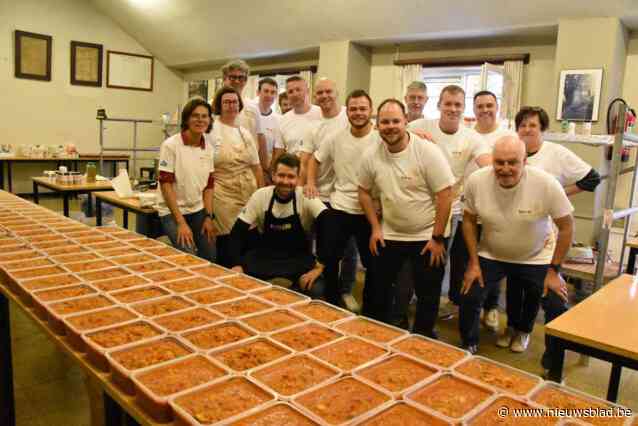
left=212, top=124, right=258, bottom=235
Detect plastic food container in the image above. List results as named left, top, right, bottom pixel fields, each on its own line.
left=464, top=394, right=558, bottom=426
left=64, top=259, right=117, bottom=273
left=391, top=334, right=470, bottom=369
left=142, top=268, right=196, bottom=284
left=40, top=244, right=88, bottom=256
left=454, top=356, right=543, bottom=397
left=108, top=253, right=156, bottom=265
left=131, top=354, right=231, bottom=423
left=228, top=400, right=320, bottom=426
left=249, top=353, right=341, bottom=400
left=169, top=376, right=276, bottom=426
left=530, top=382, right=630, bottom=426
left=47, top=294, right=116, bottom=335
left=31, top=284, right=98, bottom=320
left=292, top=300, right=355, bottom=324
left=131, top=295, right=195, bottom=318
left=353, top=353, right=440, bottom=399
left=293, top=376, right=394, bottom=426
left=165, top=254, right=209, bottom=268
left=63, top=305, right=140, bottom=352
left=310, top=336, right=389, bottom=373
left=252, top=286, right=310, bottom=307
left=404, top=372, right=495, bottom=423
left=214, top=274, right=272, bottom=292
left=9, top=265, right=67, bottom=280
left=3, top=258, right=54, bottom=271
left=93, top=246, right=141, bottom=257
left=128, top=238, right=166, bottom=248
left=15, top=273, right=81, bottom=303
left=126, top=260, right=176, bottom=274
left=239, top=309, right=308, bottom=333
left=91, top=274, right=150, bottom=292
left=333, top=316, right=407, bottom=345
left=109, top=285, right=170, bottom=304
left=151, top=307, right=224, bottom=333
left=353, top=400, right=452, bottom=426
left=209, top=336, right=293, bottom=373
left=160, top=276, right=218, bottom=294
left=51, top=252, right=101, bottom=264
left=210, top=296, right=274, bottom=319
left=183, top=285, right=244, bottom=305
left=106, top=336, right=195, bottom=395
left=78, top=267, right=132, bottom=283
left=144, top=246, right=183, bottom=257
left=85, top=241, right=122, bottom=250
left=180, top=320, right=257, bottom=352
left=270, top=321, right=343, bottom=352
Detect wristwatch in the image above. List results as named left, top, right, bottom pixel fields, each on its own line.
left=549, top=263, right=562, bottom=273
left=431, top=234, right=445, bottom=243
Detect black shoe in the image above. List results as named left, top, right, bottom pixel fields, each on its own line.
left=462, top=344, right=478, bottom=355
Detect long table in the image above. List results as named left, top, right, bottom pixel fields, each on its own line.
left=32, top=177, right=113, bottom=217
left=546, top=274, right=638, bottom=402
left=0, top=154, right=130, bottom=193
left=94, top=191, right=157, bottom=230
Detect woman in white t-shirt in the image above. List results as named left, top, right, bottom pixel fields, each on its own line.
left=156, top=98, right=216, bottom=261
left=210, top=87, right=265, bottom=266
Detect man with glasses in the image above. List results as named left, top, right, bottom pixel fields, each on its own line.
left=221, top=60, right=269, bottom=174
left=405, top=81, right=428, bottom=122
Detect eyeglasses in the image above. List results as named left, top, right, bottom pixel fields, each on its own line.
left=226, top=74, right=247, bottom=82
left=222, top=100, right=239, bottom=105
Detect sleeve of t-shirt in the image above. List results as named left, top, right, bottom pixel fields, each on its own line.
left=301, top=193, right=327, bottom=219
left=237, top=189, right=264, bottom=225
left=299, top=124, right=319, bottom=154
left=407, top=118, right=426, bottom=131
left=242, top=130, right=261, bottom=166
left=546, top=177, right=575, bottom=219
left=274, top=117, right=286, bottom=149
left=420, top=142, right=456, bottom=193
left=469, top=132, right=491, bottom=159
left=313, top=134, right=334, bottom=165
left=558, top=146, right=592, bottom=185
left=357, top=150, right=376, bottom=191
left=158, top=140, right=175, bottom=173
left=463, top=174, right=478, bottom=215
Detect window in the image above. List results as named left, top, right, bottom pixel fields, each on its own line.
left=422, top=65, right=504, bottom=119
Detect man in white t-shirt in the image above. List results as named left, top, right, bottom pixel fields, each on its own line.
left=307, top=90, right=381, bottom=308
left=221, top=60, right=269, bottom=173
left=460, top=136, right=574, bottom=355
left=228, top=153, right=329, bottom=298
left=359, top=99, right=455, bottom=338
left=271, top=76, right=322, bottom=166
left=251, top=77, right=283, bottom=177
left=408, top=85, right=491, bottom=322
left=405, top=81, right=428, bottom=123
left=300, top=78, right=359, bottom=311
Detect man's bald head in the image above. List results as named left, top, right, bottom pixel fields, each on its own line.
left=314, top=78, right=338, bottom=114
left=493, top=135, right=526, bottom=188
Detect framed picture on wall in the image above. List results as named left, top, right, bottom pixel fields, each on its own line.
left=556, top=69, right=603, bottom=122
left=70, top=41, right=103, bottom=87
left=14, top=30, right=52, bottom=81
left=188, top=80, right=208, bottom=100
left=106, top=50, right=154, bottom=91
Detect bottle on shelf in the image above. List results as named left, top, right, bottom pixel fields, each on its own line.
left=86, top=162, right=97, bottom=183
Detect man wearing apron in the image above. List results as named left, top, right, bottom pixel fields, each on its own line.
left=228, top=153, right=329, bottom=298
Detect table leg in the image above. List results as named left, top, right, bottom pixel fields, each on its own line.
left=103, top=392, right=123, bottom=426
left=123, top=209, right=129, bottom=229
left=96, top=198, right=103, bottom=227
left=607, top=363, right=622, bottom=402
left=548, top=338, right=566, bottom=383
left=7, top=160, right=13, bottom=193
left=112, top=161, right=117, bottom=178
left=33, top=181, right=39, bottom=204
left=63, top=194, right=70, bottom=217
left=627, top=248, right=637, bottom=275
left=0, top=160, right=5, bottom=191
left=87, top=192, right=93, bottom=217
left=0, top=293, right=16, bottom=426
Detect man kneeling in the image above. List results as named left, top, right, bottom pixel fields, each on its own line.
left=228, top=153, right=329, bottom=298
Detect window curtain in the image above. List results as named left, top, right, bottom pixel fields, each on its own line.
left=242, top=75, right=259, bottom=101
left=207, top=77, right=223, bottom=103
left=396, top=64, right=423, bottom=99
left=299, top=70, right=314, bottom=95
left=501, top=60, right=523, bottom=126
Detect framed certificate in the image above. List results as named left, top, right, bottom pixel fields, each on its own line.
left=106, top=50, right=154, bottom=91
left=14, top=30, right=52, bottom=81
left=71, top=41, right=103, bottom=87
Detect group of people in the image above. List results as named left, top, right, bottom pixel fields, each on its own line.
left=154, top=59, right=601, bottom=375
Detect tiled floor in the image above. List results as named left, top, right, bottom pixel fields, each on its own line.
left=7, top=197, right=638, bottom=425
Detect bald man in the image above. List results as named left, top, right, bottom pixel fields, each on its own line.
left=459, top=136, right=574, bottom=354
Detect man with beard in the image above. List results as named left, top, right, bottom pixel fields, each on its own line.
left=358, top=99, right=455, bottom=337
left=408, top=85, right=491, bottom=322
left=460, top=136, right=574, bottom=354
left=301, top=79, right=360, bottom=312
left=405, top=81, right=428, bottom=122
left=308, top=90, right=380, bottom=308
left=228, top=153, right=329, bottom=298
left=221, top=60, right=269, bottom=173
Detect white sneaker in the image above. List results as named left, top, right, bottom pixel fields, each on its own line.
left=483, top=309, right=499, bottom=332
left=510, top=333, right=530, bottom=353
left=341, top=293, right=361, bottom=314
left=496, top=327, right=515, bottom=348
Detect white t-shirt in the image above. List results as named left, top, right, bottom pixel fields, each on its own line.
left=250, top=100, right=282, bottom=166
left=408, top=119, right=490, bottom=214
left=464, top=166, right=574, bottom=264
left=276, top=105, right=323, bottom=155
left=238, top=186, right=327, bottom=233
left=155, top=133, right=215, bottom=217
left=315, top=127, right=381, bottom=214
left=237, top=101, right=263, bottom=142
left=300, top=107, right=349, bottom=201
left=527, top=141, right=592, bottom=187
left=358, top=135, right=456, bottom=241
left=465, top=127, right=516, bottom=178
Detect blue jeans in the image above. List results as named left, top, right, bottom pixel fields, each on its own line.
left=160, top=209, right=216, bottom=262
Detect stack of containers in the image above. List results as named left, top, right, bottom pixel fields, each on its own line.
left=0, top=190, right=635, bottom=426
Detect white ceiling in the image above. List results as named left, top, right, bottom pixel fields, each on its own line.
left=90, top=0, right=638, bottom=70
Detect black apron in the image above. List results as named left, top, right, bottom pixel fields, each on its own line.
left=243, top=190, right=315, bottom=280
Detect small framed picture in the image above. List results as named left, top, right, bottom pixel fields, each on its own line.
left=14, top=30, right=52, bottom=81
left=556, top=69, right=603, bottom=122
left=70, top=41, right=103, bottom=87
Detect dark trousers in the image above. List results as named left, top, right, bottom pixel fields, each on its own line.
left=459, top=257, right=547, bottom=346
left=541, top=292, right=569, bottom=369
left=160, top=209, right=215, bottom=262
left=322, top=210, right=374, bottom=307
left=370, top=240, right=446, bottom=338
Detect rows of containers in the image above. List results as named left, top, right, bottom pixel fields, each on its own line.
left=0, top=191, right=635, bottom=426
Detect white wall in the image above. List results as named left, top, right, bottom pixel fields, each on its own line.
left=0, top=0, right=185, bottom=193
